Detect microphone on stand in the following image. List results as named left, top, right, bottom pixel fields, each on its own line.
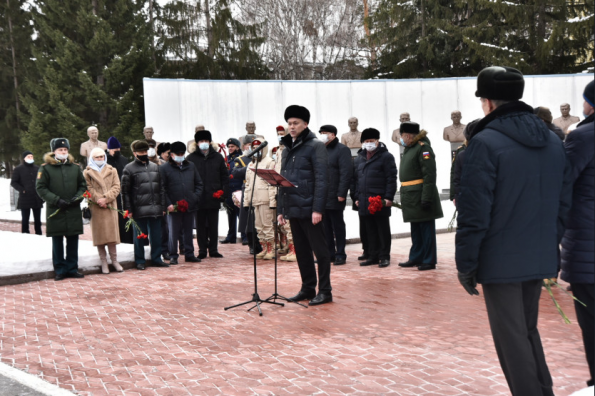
left=246, top=141, right=268, bottom=158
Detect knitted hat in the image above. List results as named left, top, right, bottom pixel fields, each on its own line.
left=107, top=136, right=121, bottom=150
left=22, top=150, right=33, bottom=159
left=284, top=105, right=310, bottom=123
left=131, top=140, right=149, bottom=152
left=583, top=80, right=594, bottom=107
left=170, top=141, right=186, bottom=155
left=157, top=142, right=171, bottom=156
left=360, top=128, right=380, bottom=142
left=319, top=125, right=338, bottom=135
left=50, top=138, right=70, bottom=151
left=90, top=147, right=106, bottom=158
left=475, top=66, right=525, bottom=100
left=276, top=125, right=286, bottom=132
left=226, top=138, right=241, bottom=148
left=194, top=130, right=212, bottom=143
left=534, top=107, right=553, bottom=124
left=400, top=121, right=420, bottom=134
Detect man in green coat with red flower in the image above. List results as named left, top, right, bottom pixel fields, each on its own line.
left=36, top=138, right=87, bottom=281
left=398, top=122, right=443, bottom=271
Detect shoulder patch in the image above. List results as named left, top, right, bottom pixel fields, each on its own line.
left=37, top=171, right=43, bottom=179
left=422, top=151, right=431, bottom=160
left=41, top=163, right=46, bottom=166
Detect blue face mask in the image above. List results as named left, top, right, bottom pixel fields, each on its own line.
left=173, top=155, right=185, bottom=163
left=199, top=142, right=210, bottom=151
left=400, top=138, right=407, bottom=147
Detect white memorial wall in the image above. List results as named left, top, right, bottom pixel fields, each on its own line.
left=143, top=74, right=592, bottom=191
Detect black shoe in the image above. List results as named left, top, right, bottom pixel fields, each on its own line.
left=360, top=259, right=379, bottom=266
left=418, top=264, right=436, bottom=271
left=334, top=258, right=347, bottom=266
left=136, top=264, right=145, bottom=270
left=198, top=252, right=207, bottom=259
left=242, top=239, right=249, bottom=246
left=309, top=293, right=333, bottom=306
left=220, top=239, right=236, bottom=244
left=69, top=272, right=85, bottom=278
left=288, top=290, right=316, bottom=302
left=398, top=261, right=420, bottom=268
left=179, top=246, right=185, bottom=254
left=55, top=273, right=66, bottom=281
left=170, top=258, right=179, bottom=265
left=152, top=261, right=170, bottom=267
left=185, top=256, right=201, bottom=263
left=379, top=259, right=391, bottom=268
left=249, top=247, right=255, bottom=255
left=209, top=252, right=224, bottom=258
left=357, top=254, right=369, bottom=261
left=162, top=252, right=171, bottom=261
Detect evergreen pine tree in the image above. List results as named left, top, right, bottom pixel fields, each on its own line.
left=21, top=0, right=155, bottom=161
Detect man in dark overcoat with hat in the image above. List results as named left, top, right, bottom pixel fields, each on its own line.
left=221, top=137, right=245, bottom=244
left=11, top=150, right=44, bottom=234
left=455, top=66, right=572, bottom=395
left=277, top=105, right=332, bottom=306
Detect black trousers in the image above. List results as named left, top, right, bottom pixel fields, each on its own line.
left=168, top=212, right=196, bottom=259
left=482, top=280, right=554, bottom=396
left=408, top=220, right=437, bottom=265
left=363, top=215, right=391, bottom=261
left=196, top=209, right=219, bottom=254
left=52, top=235, right=79, bottom=276
left=162, top=216, right=184, bottom=255
left=358, top=214, right=369, bottom=254
left=323, top=209, right=347, bottom=261
left=225, top=203, right=243, bottom=241
left=571, top=283, right=594, bottom=387
left=290, top=217, right=332, bottom=294
left=21, top=208, right=42, bottom=235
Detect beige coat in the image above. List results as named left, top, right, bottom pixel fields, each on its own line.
left=244, top=156, right=277, bottom=207
left=83, top=165, right=121, bottom=246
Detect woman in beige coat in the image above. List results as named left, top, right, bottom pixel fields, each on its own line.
left=83, top=147, right=123, bottom=274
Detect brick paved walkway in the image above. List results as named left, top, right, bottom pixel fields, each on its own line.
left=0, top=221, right=589, bottom=395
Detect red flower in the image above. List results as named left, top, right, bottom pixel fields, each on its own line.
left=83, top=190, right=92, bottom=199
left=176, top=199, right=189, bottom=213
left=137, top=232, right=148, bottom=239
left=213, top=190, right=224, bottom=199
left=123, top=210, right=129, bottom=219
left=229, top=174, right=234, bottom=179
left=368, top=196, right=384, bottom=215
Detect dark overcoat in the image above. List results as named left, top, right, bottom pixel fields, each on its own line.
left=186, top=146, right=229, bottom=210
left=11, top=163, right=44, bottom=210
left=325, top=138, right=353, bottom=211
left=159, top=159, right=204, bottom=212
left=353, top=143, right=397, bottom=217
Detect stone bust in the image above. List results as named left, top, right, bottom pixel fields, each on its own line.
left=143, top=126, right=155, bottom=140
left=443, top=111, right=466, bottom=143
left=552, top=103, right=580, bottom=133
left=340, top=117, right=362, bottom=149
left=239, top=122, right=257, bottom=146
left=391, top=113, right=411, bottom=143
left=80, top=126, right=107, bottom=158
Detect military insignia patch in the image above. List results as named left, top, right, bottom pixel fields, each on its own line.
left=423, top=151, right=430, bottom=160
left=37, top=171, right=42, bottom=179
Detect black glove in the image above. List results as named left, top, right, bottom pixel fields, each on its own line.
left=57, top=199, right=70, bottom=209
left=421, top=201, right=431, bottom=211
left=457, top=271, right=479, bottom=296
left=69, top=197, right=83, bottom=207
left=270, top=207, right=276, bottom=210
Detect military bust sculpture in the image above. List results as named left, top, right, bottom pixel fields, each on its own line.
left=80, top=126, right=107, bottom=158
left=443, top=111, right=466, bottom=159
left=391, top=112, right=411, bottom=156
left=340, top=117, right=363, bottom=152
left=552, top=103, right=580, bottom=134
left=238, top=122, right=257, bottom=146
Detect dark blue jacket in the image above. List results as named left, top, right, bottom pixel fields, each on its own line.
left=227, top=150, right=245, bottom=193
left=455, top=101, right=572, bottom=284
left=325, top=138, right=353, bottom=211
left=186, top=146, right=229, bottom=210
left=279, top=128, right=328, bottom=219
left=354, top=143, right=398, bottom=217
left=159, top=159, right=204, bottom=212
left=561, top=114, right=594, bottom=284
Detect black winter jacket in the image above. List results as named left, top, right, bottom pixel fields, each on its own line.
left=159, top=160, right=204, bottom=212
left=561, top=114, right=594, bottom=284
left=354, top=143, right=398, bottom=217
left=106, top=152, right=130, bottom=210
left=11, top=163, right=44, bottom=209
left=350, top=149, right=363, bottom=211
left=187, top=146, right=229, bottom=210
left=450, top=147, right=466, bottom=204
left=227, top=150, right=245, bottom=193
left=121, top=158, right=166, bottom=218
left=325, top=138, right=353, bottom=211
left=455, top=101, right=572, bottom=284
left=279, top=129, right=328, bottom=219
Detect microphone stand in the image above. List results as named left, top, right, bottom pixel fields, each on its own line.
left=224, top=156, right=284, bottom=316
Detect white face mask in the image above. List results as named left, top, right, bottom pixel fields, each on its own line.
left=25, top=158, right=34, bottom=164
left=362, top=142, right=377, bottom=151
left=277, top=136, right=283, bottom=142
left=173, top=155, right=185, bottom=163
left=95, top=160, right=105, bottom=166
left=319, top=134, right=329, bottom=143
left=199, top=142, right=210, bottom=151
left=272, top=154, right=277, bottom=161
left=55, top=153, right=68, bottom=160
left=148, top=148, right=156, bottom=157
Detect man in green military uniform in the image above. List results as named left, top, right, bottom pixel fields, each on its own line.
left=397, top=122, right=443, bottom=271
left=36, top=138, right=87, bottom=281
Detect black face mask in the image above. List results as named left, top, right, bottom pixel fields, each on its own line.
left=113, top=151, right=121, bottom=158
left=137, top=154, right=149, bottom=163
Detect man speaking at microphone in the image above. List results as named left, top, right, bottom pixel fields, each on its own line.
left=277, top=105, right=332, bottom=306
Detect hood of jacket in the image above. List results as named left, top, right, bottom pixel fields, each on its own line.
left=43, top=152, right=76, bottom=165
left=281, top=128, right=316, bottom=150
left=471, top=101, right=549, bottom=148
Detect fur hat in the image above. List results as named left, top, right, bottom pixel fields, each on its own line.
left=583, top=80, right=594, bottom=107
left=22, top=150, right=33, bottom=159
left=157, top=142, right=171, bottom=156
left=131, top=140, right=150, bottom=152
left=284, top=105, right=310, bottom=123
left=475, top=66, right=524, bottom=100
left=194, top=130, right=212, bottom=143
left=145, top=138, right=157, bottom=148
left=226, top=138, right=241, bottom=148
left=50, top=138, right=70, bottom=151
left=360, top=128, right=380, bottom=142
left=170, top=141, right=186, bottom=154
left=534, top=107, right=553, bottom=124
left=319, top=125, right=337, bottom=135
left=400, top=121, right=420, bottom=135
left=107, top=136, right=121, bottom=149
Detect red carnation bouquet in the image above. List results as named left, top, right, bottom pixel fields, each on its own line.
left=168, top=199, right=189, bottom=213
left=368, top=196, right=385, bottom=215
left=213, top=190, right=224, bottom=199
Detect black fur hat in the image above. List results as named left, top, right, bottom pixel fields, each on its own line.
left=360, top=128, right=380, bottom=142
left=194, top=130, right=212, bottom=143
left=400, top=121, right=420, bottom=135
left=319, top=125, right=337, bottom=135
left=50, top=138, right=70, bottom=151
left=475, top=66, right=524, bottom=100
left=157, top=142, right=171, bottom=156
left=170, top=141, right=186, bottom=154
left=284, top=105, right=310, bottom=123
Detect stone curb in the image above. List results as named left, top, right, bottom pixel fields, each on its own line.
left=0, top=361, right=75, bottom=396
